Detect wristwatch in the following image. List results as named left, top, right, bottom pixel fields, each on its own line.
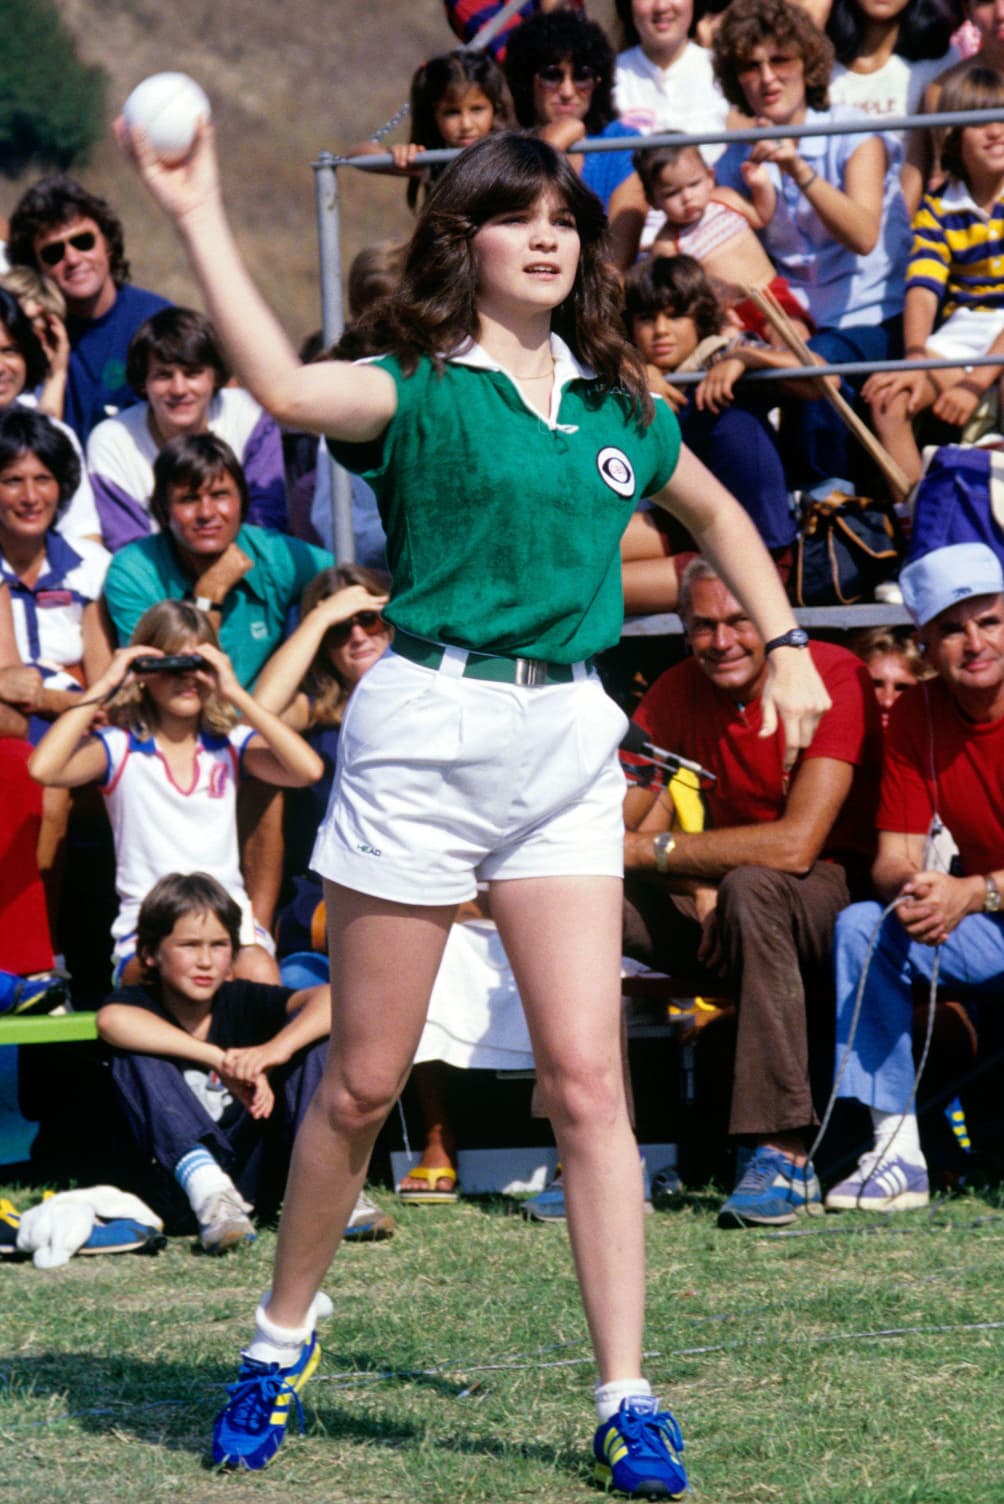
left=653, top=832, right=676, bottom=874
left=764, top=627, right=810, bottom=654
left=983, top=875, right=1002, bottom=914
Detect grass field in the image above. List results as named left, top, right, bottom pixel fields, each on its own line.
left=4, top=1185, right=1004, bottom=1503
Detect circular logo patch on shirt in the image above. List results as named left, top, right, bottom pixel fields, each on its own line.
left=596, top=446, right=635, bottom=499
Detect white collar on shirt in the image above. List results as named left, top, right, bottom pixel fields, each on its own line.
left=446, top=333, right=591, bottom=431
left=446, top=331, right=595, bottom=383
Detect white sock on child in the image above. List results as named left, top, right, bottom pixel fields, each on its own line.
left=595, top=1377, right=652, bottom=1424
left=173, top=1147, right=233, bottom=1210
left=870, top=1108, right=924, bottom=1166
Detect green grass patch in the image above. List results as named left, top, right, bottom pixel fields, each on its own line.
left=3, top=1187, right=1004, bottom=1502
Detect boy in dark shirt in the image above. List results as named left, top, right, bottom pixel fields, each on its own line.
left=98, top=871, right=332, bottom=1252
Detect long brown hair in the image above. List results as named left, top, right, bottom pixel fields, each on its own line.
left=340, top=131, right=654, bottom=422
left=300, top=564, right=392, bottom=727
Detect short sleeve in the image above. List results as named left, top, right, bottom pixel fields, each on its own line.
left=877, top=694, right=935, bottom=836
left=803, top=651, right=878, bottom=769
left=103, top=543, right=160, bottom=646
left=209, top=979, right=296, bottom=1045
left=324, top=355, right=404, bottom=482
left=95, top=726, right=126, bottom=790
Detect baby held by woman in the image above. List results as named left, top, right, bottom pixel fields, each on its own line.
left=636, top=141, right=812, bottom=342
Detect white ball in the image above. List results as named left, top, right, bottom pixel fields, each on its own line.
left=123, top=73, right=211, bottom=163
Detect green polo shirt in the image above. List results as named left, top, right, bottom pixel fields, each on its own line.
left=329, top=342, right=680, bottom=663
left=103, top=524, right=333, bottom=687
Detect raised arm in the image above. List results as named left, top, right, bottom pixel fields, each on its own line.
left=252, top=585, right=388, bottom=720
left=749, top=131, right=886, bottom=256
left=650, top=445, right=831, bottom=762
left=194, top=641, right=324, bottom=787
left=117, top=119, right=398, bottom=440
left=27, top=645, right=152, bottom=787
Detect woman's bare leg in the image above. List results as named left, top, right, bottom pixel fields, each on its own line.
left=267, top=880, right=456, bottom=1328
left=489, top=874, right=644, bottom=1382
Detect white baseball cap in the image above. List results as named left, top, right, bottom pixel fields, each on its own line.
left=900, top=543, right=1004, bottom=627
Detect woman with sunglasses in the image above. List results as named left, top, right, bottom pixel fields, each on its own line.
left=504, top=9, right=640, bottom=208
left=121, top=114, right=829, bottom=1494
left=253, top=564, right=391, bottom=906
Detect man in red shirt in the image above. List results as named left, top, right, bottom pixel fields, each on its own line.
left=827, top=542, right=1004, bottom=1214
left=624, top=558, right=881, bottom=1226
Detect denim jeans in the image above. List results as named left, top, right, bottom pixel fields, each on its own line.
left=834, top=902, right=1004, bottom=1112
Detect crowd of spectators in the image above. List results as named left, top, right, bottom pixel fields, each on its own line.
left=2, top=0, right=1004, bottom=1239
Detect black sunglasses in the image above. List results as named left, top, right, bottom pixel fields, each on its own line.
left=535, top=63, right=598, bottom=89
left=326, top=610, right=386, bottom=647
left=39, top=230, right=98, bottom=268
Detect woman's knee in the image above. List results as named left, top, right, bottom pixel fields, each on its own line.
left=311, top=1064, right=404, bottom=1140
left=535, top=1057, right=625, bottom=1136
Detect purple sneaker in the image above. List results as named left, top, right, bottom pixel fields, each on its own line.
left=825, top=1153, right=930, bottom=1212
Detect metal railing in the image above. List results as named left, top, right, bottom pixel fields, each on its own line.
left=312, top=106, right=1004, bottom=558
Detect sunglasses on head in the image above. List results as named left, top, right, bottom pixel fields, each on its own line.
left=39, top=230, right=98, bottom=268
left=326, top=609, right=385, bottom=647
left=535, top=63, right=598, bottom=90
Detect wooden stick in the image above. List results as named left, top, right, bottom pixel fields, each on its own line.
left=745, top=284, right=911, bottom=504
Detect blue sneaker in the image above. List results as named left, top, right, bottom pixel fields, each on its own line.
left=212, top=1332, right=321, bottom=1469
left=522, top=1170, right=566, bottom=1222
left=593, top=1396, right=688, bottom=1498
left=718, top=1145, right=821, bottom=1228
left=824, top=1152, right=930, bottom=1212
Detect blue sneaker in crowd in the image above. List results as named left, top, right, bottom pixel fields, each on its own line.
left=593, top=1395, right=688, bottom=1498
left=824, top=1152, right=930, bottom=1212
left=522, top=1169, right=567, bottom=1222
left=718, top=1145, right=821, bottom=1228
left=212, top=1332, right=320, bottom=1469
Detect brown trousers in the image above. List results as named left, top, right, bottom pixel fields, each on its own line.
left=623, top=861, right=849, bottom=1138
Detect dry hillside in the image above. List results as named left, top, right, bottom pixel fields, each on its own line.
left=15, top=1, right=617, bottom=342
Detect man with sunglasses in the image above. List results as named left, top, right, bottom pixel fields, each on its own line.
left=621, top=557, right=881, bottom=1227
left=7, top=176, right=170, bottom=441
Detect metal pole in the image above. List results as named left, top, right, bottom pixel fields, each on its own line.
left=312, top=150, right=355, bottom=563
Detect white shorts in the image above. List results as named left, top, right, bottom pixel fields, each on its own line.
left=111, top=898, right=274, bottom=986
left=926, top=306, right=1004, bottom=361
left=310, top=647, right=629, bottom=906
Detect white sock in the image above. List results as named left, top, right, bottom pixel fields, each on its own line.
left=245, top=1300, right=314, bottom=1366
left=173, top=1147, right=233, bottom=1212
left=260, top=1287, right=333, bottom=1323
left=869, top=1109, right=924, bottom=1167
left=595, top=1377, right=652, bottom=1424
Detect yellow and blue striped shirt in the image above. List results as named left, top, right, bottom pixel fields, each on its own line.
left=907, top=178, right=1004, bottom=316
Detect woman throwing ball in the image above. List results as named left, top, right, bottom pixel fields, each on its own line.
left=120, top=115, right=829, bottom=1496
